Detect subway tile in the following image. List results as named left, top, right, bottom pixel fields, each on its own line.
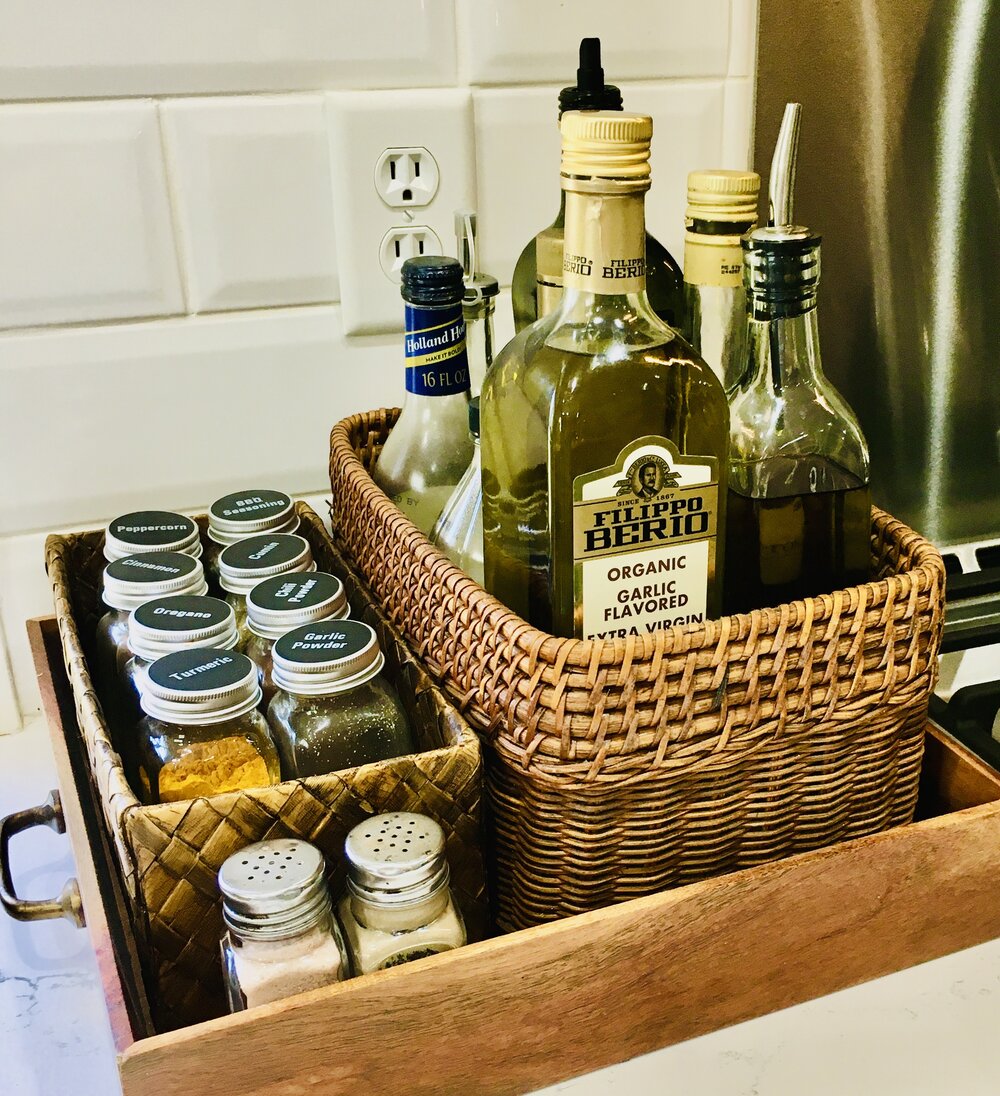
left=729, top=0, right=759, bottom=78
left=474, top=81, right=725, bottom=286
left=0, top=307, right=403, bottom=537
left=161, top=96, right=338, bottom=313
left=0, top=101, right=183, bottom=328
left=0, top=0, right=457, bottom=99
left=722, top=77, right=756, bottom=171
left=457, top=0, right=730, bottom=85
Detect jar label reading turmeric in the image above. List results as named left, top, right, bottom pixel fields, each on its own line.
left=156, top=737, right=271, bottom=802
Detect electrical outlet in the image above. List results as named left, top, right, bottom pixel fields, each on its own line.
left=374, top=147, right=439, bottom=208
left=326, top=89, right=476, bottom=335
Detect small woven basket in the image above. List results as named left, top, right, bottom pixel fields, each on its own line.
left=45, top=503, right=486, bottom=1029
left=330, top=408, right=946, bottom=930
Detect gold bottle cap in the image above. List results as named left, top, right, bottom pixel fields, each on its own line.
left=560, top=110, right=652, bottom=182
left=686, top=169, right=760, bottom=221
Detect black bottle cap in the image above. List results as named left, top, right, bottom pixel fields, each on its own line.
left=400, top=256, right=465, bottom=306
left=558, top=38, right=623, bottom=116
left=468, top=397, right=480, bottom=438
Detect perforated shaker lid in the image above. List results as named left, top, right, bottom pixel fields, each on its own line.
left=104, top=511, right=201, bottom=562
left=246, top=572, right=350, bottom=640
left=271, top=620, right=383, bottom=696
left=219, top=838, right=331, bottom=940
left=344, top=813, right=449, bottom=906
left=102, top=551, right=207, bottom=611
left=218, top=533, right=315, bottom=594
left=139, top=649, right=261, bottom=724
left=207, top=490, right=298, bottom=546
left=128, top=596, right=239, bottom=662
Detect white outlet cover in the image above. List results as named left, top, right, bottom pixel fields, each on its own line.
left=326, top=88, right=476, bottom=335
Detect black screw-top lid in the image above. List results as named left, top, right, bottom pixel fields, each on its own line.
left=558, top=38, right=623, bottom=116
left=468, top=397, right=480, bottom=438
left=400, top=256, right=465, bottom=305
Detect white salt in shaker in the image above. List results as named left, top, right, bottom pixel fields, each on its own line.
left=218, top=838, right=349, bottom=1011
left=337, top=812, right=466, bottom=973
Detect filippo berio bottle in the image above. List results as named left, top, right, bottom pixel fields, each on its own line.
left=510, top=38, right=683, bottom=333
left=372, top=256, right=473, bottom=535
left=481, top=112, right=729, bottom=639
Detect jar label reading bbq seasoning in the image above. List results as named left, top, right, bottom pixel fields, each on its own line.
left=572, top=436, right=718, bottom=641
left=403, top=303, right=470, bottom=397
left=211, top=490, right=293, bottom=524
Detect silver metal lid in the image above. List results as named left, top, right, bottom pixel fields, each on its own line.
left=271, top=620, right=383, bottom=696
left=219, top=839, right=331, bottom=940
left=139, top=649, right=261, bottom=724
left=102, top=551, right=207, bottom=611
left=743, top=226, right=821, bottom=318
left=104, top=511, right=202, bottom=563
left=128, top=596, right=239, bottom=662
left=344, top=813, right=449, bottom=907
left=218, top=533, right=315, bottom=594
left=208, top=490, right=298, bottom=545
left=246, top=571, right=350, bottom=640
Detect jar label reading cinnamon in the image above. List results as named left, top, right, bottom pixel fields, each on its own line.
left=572, top=437, right=718, bottom=641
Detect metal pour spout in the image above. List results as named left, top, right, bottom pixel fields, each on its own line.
left=768, top=102, right=802, bottom=227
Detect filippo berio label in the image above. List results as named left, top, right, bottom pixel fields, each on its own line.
left=403, top=303, right=470, bottom=397
left=573, top=436, right=718, bottom=640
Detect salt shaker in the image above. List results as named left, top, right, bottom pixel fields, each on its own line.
left=337, top=812, right=466, bottom=974
left=219, top=838, right=349, bottom=1012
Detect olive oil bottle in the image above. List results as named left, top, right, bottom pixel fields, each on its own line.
left=481, top=111, right=729, bottom=639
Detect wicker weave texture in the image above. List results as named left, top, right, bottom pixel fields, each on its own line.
left=329, top=409, right=946, bottom=931
left=45, top=504, right=486, bottom=1029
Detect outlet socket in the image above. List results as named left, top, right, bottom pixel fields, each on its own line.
left=326, top=89, right=476, bottom=335
left=375, top=147, right=439, bottom=208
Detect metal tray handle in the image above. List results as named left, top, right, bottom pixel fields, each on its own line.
left=0, top=789, right=85, bottom=927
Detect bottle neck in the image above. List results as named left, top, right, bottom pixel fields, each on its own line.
left=463, top=296, right=495, bottom=396
left=402, top=298, right=471, bottom=404
left=561, top=187, right=648, bottom=300
left=745, top=304, right=824, bottom=393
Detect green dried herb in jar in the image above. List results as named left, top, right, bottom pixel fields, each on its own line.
left=267, top=620, right=414, bottom=778
left=244, top=572, right=350, bottom=709
left=218, top=533, right=315, bottom=644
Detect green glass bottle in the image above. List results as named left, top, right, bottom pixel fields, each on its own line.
left=482, top=111, right=729, bottom=639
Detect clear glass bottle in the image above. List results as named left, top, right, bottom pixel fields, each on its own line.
left=137, top=649, right=280, bottom=804
left=372, top=256, right=473, bottom=536
left=94, top=551, right=208, bottom=730
left=724, top=225, right=871, bottom=612
left=267, top=620, right=414, bottom=778
left=683, top=169, right=760, bottom=390
left=455, top=210, right=499, bottom=398
left=431, top=399, right=484, bottom=584
left=205, top=489, right=298, bottom=585
left=244, top=572, right=350, bottom=709
left=219, top=838, right=349, bottom=1012
left=511, top=38, right=683, bottom=333
left=337, top=812, right=466, bottom=974
left=218, top=533, right=315, bottom=644
left=482, top=111, right=729, bottom=639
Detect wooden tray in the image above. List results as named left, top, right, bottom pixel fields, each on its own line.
left=23, top=615, right=1000, bottom=1096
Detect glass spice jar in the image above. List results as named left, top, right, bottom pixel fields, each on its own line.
left=337, top=812, right=466, bottom=974
left=244, top=572, right=350, bottom=709
left=218, top=533, right=315, bottom=644
left=219, top=838, right=349, bottom=1012
left=103, top=510, right=202, bottom=565
left=267, top=620, right=414, bottom=779
left=94, top=551, right=208, bottom=716
left=137, top=648, right=280, bottom=804
left=205, top=489, right=298, bottom=584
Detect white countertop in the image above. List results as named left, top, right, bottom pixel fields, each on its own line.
left=4, top=718, right=1000, bottom=1096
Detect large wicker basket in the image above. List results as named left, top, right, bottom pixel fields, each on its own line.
left=45, top=503, right=486, bottom=1030
left=330, top=408, right=947, bottom=931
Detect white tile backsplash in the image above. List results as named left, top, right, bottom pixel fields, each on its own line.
left=0, top=1, right=458, bottom=99
left=0, top=101, right=183, bottom=328
left=722, top=77, right=756, bottom=170
left=729, top=0, right=759, bottom=78
left=161, top=95, right=339, bottom=313
left=457, top=0, right=730, bottom=85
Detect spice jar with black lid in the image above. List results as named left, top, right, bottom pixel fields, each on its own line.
left=137, top=648, right=280, bottom=804
left=267, top=620, right=414, bottom=778
left=104, top=510, right=202, bottom=565
left=337, top=812, right=466, bottom=974
left=218, top=533, right=315, bottom=643
left=205, top=490, right=297, bottom=581
left=219, top=838, right=349, bottom=1012
left=95, top=550, right=208, bottom=708
left=244, top=572, right=350, bottom=708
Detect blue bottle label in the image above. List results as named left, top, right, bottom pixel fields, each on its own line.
left=404, top=303, right=470, bottom=396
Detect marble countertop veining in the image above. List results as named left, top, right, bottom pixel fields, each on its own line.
left=4, top=719, right=1000, bottom=1096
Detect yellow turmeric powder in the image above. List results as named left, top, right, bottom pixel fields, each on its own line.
left=154, top=737, right=275, bottom=802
